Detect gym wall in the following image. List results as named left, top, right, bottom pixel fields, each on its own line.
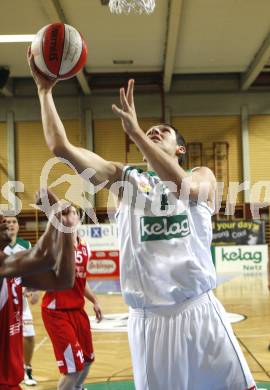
left=15, top=120, right=85, bottom=209
left=0, top=122, right=8, bottom=205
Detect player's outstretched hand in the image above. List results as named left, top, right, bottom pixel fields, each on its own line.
left=112, top=79, right=141, bottom=138
left=0, top=215, right=11, bottom=250
left=35, top=188, right=73, bottom=230
left=93, top=302, right=103, bottom=323
left=27, top=47, right=57, bottom=93
left=35, top=188, right=59, bottom=207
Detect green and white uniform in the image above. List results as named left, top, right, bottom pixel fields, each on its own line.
left=116, top=167, right=255, bottom=390
left=4, top=238, right=35, bottom=338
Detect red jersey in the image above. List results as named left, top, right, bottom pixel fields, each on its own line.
left=0, top=277, right=23, bottom=387
left=42, top=240, right=90, bottom=310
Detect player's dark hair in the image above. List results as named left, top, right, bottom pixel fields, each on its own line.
left=164, top=124, right=186, bottom=165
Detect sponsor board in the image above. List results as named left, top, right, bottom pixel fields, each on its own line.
left=87, top=250, right=119, bottom=278
left=256, top=384, right=270, bottom=390
left=212, top=220, right=265, bottom=246
left=78, top=224, right=118, bottom=250
left=213, top=245, right=268, bottom=275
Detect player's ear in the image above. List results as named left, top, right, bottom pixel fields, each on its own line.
left=176, top=145, right=186, bottom=156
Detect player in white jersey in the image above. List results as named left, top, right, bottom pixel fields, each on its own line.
left=4, top=217, right=39, bottom=386
left=29, top=54, right=256, bottom=390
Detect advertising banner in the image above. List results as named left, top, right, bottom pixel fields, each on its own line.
left=212, top=220, right=265, bottom=246
left=78, top=224, right=118, bottom=250
left=87, top=250, right=120, bottom=279
left=213, top=245, right=268, bottom=275
left=78, top=224, right=119, bottom=278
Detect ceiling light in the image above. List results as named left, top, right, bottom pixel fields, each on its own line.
left=0, top=35, right=35, bottom=43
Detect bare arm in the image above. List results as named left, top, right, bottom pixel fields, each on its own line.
left=84, top=281, right=98, bottom=305
left=0, top=191, right=75, bottom=290
left=0, top=216, right=11, bottom=250
left=28, top=50, right=123, bottom=186
left=131, top=129, right=216, bottom=201
left=0, top=245, right=54, bottom=279
left=21, top=201, right=75, bottom=290
left=0, top=218, right=75, bottom=290
left=84, top=281, right=103, bottom=322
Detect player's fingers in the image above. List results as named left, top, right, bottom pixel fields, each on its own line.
left=97, top=311, right=102, bottom=322
left=127, top=79, right=135, bottom=107
left=28, top=52, right=35, bottom=72
left=119, top=88, right=127, bottom=110
left=112, top=104, right=129, bottom=120
left=120, top=88, right=130, bottom=112
left=27, top=46, right=31, bottom=60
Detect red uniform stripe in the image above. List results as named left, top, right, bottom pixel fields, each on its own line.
left=42, top=23, right=65, bottom=76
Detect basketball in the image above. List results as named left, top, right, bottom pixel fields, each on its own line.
left=31, top=23, right=87, bottom=80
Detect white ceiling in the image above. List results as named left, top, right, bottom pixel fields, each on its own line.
left=175, top=0, right=270, bottom=74
left=0, top=0, right=270, bottom=84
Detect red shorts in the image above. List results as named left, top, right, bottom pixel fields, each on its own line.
left=0, top=386, right=22, bottom=390
left=42, top=307, right=94, bottom=374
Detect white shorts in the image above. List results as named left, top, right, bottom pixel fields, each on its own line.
left=23, top=296, right=35, bottom=337
left=128, top=291, right=256, bottom=390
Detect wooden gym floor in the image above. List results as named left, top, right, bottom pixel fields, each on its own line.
left=22, top=275, right=270, bottom=389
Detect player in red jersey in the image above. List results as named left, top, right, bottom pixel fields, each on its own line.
left=0, top=189, right=75, bottom=390
left=42, top=205, right=103, bottom=390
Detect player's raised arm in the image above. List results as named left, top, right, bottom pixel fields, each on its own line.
left=21, top=207, right=75, bottom=290
left=112, top=79, right=216, bottom=201
left=27, top=49, right=123, bottom=187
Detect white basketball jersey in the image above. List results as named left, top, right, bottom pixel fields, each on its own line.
left=116, top=167, right=216, bottom=308
left=4, top=238, right=31, bottom=256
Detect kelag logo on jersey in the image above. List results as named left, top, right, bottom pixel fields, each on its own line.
left=140, top=214, right=190, bottom=242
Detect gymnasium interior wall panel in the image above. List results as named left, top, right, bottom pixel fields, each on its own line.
left=0, top=122, right=8, bottom=205
left=249, top=115, right=270, bottom=204
left=15, top=120, right=84, bottom=209
left=172, top=116, right=243, bottom=202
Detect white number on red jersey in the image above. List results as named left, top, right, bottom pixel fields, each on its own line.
left=76, top=350, right=84, bottom=363
left=11, top=282, right=19, bottom=305
left=75, top=251, right=83, bottom=264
